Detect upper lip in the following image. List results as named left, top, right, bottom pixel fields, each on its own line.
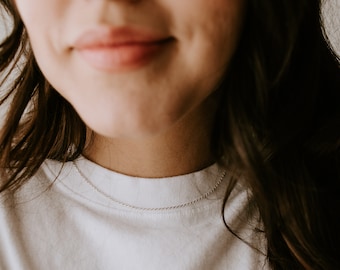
left=73, top=26, right=172, bottom=49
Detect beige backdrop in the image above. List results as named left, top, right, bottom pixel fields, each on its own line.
left=323, top=0, right=340, bottom=55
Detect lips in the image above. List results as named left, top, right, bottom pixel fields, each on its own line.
left=73, top=27, right=173, bottom=72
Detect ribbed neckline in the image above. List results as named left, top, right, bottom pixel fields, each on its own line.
left=43, top=156, right=229, bottom=212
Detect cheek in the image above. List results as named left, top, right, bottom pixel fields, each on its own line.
left=170, top=0, right=245, bottom=70
left=15, top=1, right=70, bottom=54
left=172, top=0, right=245, bottom=92
left=171, top=0, right=245, bottom=38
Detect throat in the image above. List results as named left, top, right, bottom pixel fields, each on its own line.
left=83, top=132, right=215, bottom=178
left=83, top=94, right=218, bottom=178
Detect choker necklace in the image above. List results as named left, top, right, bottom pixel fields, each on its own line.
left=73, top=161, right=227, bottom=211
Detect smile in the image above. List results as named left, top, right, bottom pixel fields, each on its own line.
left=73, top=26, right=174, bottom=72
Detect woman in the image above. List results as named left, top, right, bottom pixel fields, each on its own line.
left=0, top=0, right=339, bottom=269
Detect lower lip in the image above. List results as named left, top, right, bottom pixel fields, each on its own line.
left=76, top=40, right=171, bottom=72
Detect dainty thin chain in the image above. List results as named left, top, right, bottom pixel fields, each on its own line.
left=73, top=161, right=227, bottom=211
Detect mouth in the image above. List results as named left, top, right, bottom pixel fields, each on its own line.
left=73, top=26, right=174, bottom=72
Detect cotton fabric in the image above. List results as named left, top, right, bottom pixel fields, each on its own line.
left=0, top=157, right=269, bottom=270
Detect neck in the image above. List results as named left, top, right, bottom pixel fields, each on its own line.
left=84, top=99, right=217, bottom=178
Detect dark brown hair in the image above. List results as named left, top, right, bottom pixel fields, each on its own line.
left=1, top=0, right=339, bottom=269
left=0, top=2, right=86, bottom=191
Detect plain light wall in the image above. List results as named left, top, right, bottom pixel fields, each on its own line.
left=323, top=0, right=340, bottom=55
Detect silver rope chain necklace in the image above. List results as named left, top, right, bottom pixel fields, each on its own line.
left=73, top=161, right=227, bottom=211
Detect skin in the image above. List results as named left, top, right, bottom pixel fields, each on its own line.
left=15, top=0, right=245, bottom=177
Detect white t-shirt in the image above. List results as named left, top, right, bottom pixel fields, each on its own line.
left=0, top=157, right=269, bottom=270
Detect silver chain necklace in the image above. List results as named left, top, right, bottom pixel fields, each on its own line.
left=73, top=161, right=227, bottom=211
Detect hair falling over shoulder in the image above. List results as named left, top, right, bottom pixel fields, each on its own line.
left=1, top=0, right=339, bottom=269
left=0, top=1, right=87, bottom=191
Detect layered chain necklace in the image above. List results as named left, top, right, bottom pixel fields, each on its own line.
left=73, top=161, right=227, bottom=211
